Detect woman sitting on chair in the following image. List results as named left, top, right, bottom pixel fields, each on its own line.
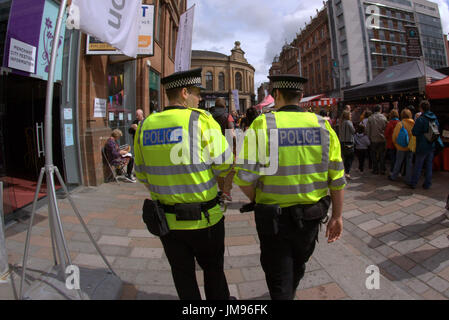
left=104, top=129, right=136, bottom=182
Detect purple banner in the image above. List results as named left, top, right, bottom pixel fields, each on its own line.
left=2, top=0, right=46, bottom=75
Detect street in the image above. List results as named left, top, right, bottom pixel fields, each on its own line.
left=1, top=168, right=448, bottom=300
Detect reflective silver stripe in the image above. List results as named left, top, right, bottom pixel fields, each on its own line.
left=135, top=163, right=210, bottom=175
left=265, top=113, right=277, bottom=166
left=257, top=180, right=329, bottom=195
left=329, top=176, right=346, bottom=187
left=237, top=169, right=260, bottom=183
left=189, top=110, right=200, bottom=164
left=329, top=161, right=344, bottom=171
left=316, top=115, right=330, bottom=166
left=137, top=177, right=149, bottom=184
left=147, top=177, right=217, bottom=195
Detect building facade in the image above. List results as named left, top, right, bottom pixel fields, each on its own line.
left=191, top=41, right=255, bottom=113
left=327, top=0, right=448, bottom=90
left=0, top=0, right=187, bottom=220
left=278, top=6, right=335, bottom=97
left=257, top=82, right=269, bottom=103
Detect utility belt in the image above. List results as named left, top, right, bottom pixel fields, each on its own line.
left=254, top=196, right=331, bottom=236
left=142, top=196, right=219, bottom=237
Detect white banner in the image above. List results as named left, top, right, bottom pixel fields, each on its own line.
left=175, top=5, right=195, bottom=72
left=232, top=90, right=240, bottom=111
left=67, top=0, right=141, bottom=58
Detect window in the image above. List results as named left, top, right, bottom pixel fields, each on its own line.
left=235, top=72, right=242, bottom=91
left=401, top=47, right=407, bottom=56
left=170, top=24, right=177, bottom=58
left=379, top=30, right=385, bottom=40
left=218, top=72, right=225, bottom=91
left=381, top=45, right=387, bottom=54
left=206, top=72, right=213, bottom=90
left=155, top=0, right=162, bottom=42
left=392, top=46, right=398, bottom=55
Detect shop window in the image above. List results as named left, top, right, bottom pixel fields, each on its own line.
left=206, top=72, right=213, bottom=90
left=107, top=62, right=136, bottom=146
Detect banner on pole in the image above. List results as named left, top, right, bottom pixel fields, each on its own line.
left=85, top=5, right=154, bottom=56
left=67, top=0, right=141, bottom=58
left=175, top=5, right=195, bottom=72
left=232, top=89, right=240, bottom=111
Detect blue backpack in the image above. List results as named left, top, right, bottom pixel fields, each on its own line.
left=396, top=121, right=409, bottom=148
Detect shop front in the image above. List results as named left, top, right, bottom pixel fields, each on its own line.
left=0, top=0, right=82, bottom=222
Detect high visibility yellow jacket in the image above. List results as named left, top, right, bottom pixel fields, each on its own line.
left=234, top=106, right=346, bottom=207
left=134, top=106, right=232, bottom=230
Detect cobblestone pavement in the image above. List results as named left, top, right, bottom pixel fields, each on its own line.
left=1, top=169, right=448, bottom=300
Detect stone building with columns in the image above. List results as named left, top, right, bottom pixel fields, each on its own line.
left=191, top=41, right=256, bottom=113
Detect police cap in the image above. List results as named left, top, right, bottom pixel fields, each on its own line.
left=161, top=68, right=205, bottom=90
left=268, top=74, right=308, bottom=91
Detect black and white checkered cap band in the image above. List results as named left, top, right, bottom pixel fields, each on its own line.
left=164, top=77, right=202, bottom=90
left=272, top=81, right=304, bottom=90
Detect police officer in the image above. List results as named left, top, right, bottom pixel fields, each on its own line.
left=134, top=68, right=233, bottom=300
left=234, top=74, right=345, bottom=300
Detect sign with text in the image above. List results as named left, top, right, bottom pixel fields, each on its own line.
left=94, top=98, right=107, bottom=118
left=8, top=38, right=36, bottom=73
left=86, top=5, right=154, bottom=56
left=405, top=26, right=422, bottom=57
left=2, top=0, right=66, bottom=81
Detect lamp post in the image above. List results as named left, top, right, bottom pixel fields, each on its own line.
left=285, top=45, right=302, bottom=77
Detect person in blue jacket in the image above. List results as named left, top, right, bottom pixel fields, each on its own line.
left=409, top=100, right=441, bottom=189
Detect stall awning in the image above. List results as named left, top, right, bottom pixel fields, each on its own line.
left=426, top=76, right=449, bottom=100
left=299, top=94, right=341, bottom=108
left=255, top=95, right=274, bottom=110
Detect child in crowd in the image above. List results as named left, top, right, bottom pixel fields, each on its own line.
left=354, top=124, right=371, bottom=173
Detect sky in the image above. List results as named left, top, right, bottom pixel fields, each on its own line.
left=187, top=0, right=449, bottom=93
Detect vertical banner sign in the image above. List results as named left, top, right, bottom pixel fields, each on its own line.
left=175, top=5, right=195, bottom=72
left=67, top=0, right=140, bottom=58
left=138, top=5, right=154, bottom=55
left=232, top=89, right=240, bottom=111
left=2, top=0, right=66, bottom=81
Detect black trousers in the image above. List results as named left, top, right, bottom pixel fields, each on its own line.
left=160, top=217, right=230, bottom=300
left=258, top=217, right=321, bottom=300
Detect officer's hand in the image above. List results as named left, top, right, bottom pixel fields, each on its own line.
left=326, top=216, right=343, bottom=243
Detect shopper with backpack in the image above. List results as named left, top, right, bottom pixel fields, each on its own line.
left=409, top=100, right=442, bottom=189
left=389, top=109, right=414, bottom=184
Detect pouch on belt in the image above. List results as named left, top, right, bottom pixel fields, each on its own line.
left=142, top=199, right=170, bottom=237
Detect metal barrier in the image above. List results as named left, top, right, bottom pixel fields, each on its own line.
left=0, top=181, right=10, bottom=281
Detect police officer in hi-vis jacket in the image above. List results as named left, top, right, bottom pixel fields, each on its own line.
left=134, top=68, right=233, bottom=300
left=234, top=74, right=346, bottom=300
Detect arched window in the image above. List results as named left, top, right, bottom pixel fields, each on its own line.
left=218, top=72, right=225, bottom=91
left=206, top=72, right=213, bottom=90
left=235, top=72, right=242, bottom=91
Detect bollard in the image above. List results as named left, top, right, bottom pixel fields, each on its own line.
left=0, top=181, right=9, bottom=282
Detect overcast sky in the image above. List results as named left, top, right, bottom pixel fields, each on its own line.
left=187, top=0, right=449, bottom=93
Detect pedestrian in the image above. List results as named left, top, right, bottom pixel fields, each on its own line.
left=134, top=68, right=233, bottom=300
left=366, top=105, right=388, bottom=174
left=104, top=129, right=136, bottom=182
left=384, top=109, right=400, bottom=173
left=409, top=100, right=442, bottom=189
left=354, top=124, right=370, bottom=173
left=338, top=110, right=355, bottom=179
left=128, top=109, right=145, bottom=142
left=389, top=108, right=414, bottom=184
left=234, top=74, right=345, bottom=300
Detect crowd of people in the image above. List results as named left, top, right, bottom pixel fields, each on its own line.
left=334, top=100, right=445, bottom=190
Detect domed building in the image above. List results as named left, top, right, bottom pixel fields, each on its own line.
left=191, top=41, right=255, bottom=113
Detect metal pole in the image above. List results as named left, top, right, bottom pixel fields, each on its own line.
left=0, top=181, right=9, bottom=280
left=45, top=0, right=68, bottom=165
